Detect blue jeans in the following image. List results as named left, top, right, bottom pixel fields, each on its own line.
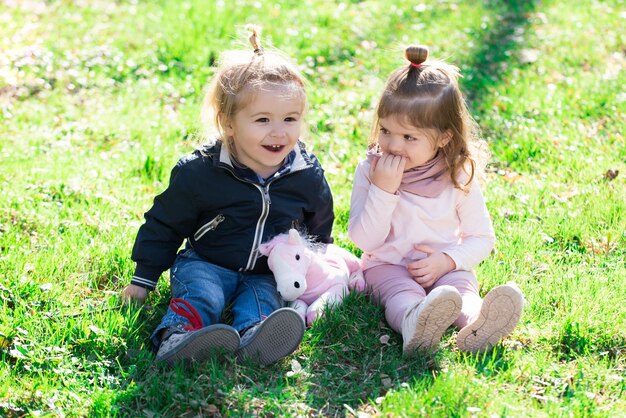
left=150, top=248, right=283, bottom=348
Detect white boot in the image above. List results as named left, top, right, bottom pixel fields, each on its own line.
left=456, top=283, right=524, bottom=353
left=401, top=285, right=462, bottom=356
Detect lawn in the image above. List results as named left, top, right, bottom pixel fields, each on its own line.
left=1, top=0, right=625, bottom=416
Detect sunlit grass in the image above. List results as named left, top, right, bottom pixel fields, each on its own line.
left=1, top=0, right=625, bottom=416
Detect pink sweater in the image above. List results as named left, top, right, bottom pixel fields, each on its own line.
left=348, top=159, right=495, bottom=271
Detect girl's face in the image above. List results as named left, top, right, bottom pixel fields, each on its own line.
left=224, top=83, right=304, bottom=178
left=377, top=115, right=450, bottom=170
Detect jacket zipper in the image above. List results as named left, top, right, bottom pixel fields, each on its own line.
left=193, top=214, right=225, bottom=241
left=244, top=182, right=272, bottom=270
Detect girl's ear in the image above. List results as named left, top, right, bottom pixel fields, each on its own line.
left=439, top=130, right=453, bottom=148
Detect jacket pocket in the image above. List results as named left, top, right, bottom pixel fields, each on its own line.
left=194, top=214, right=225, bottom=241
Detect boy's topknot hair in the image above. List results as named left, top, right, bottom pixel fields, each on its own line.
left=247, top=24, right=263, bottom=55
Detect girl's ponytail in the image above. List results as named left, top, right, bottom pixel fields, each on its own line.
left=404, top=45, right=429, bottom=69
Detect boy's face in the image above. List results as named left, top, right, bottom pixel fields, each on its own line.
left=377, top=115, right=449, bottom=170
left=225, top=83, right=304, bottom=179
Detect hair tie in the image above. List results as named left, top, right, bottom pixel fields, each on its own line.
left=410, top=62, right=421, bottom=68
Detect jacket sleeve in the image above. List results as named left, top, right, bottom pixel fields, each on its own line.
left=303, top=164, right=335, bottom=244
left=442, top=180, right=495, bottom=271
left=130, top=162, right=200, bottom=290
left=348, top=160, right=400, bottom=252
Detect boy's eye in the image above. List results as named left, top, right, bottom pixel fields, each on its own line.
left=285, top=117, right=298, bottom=122
left=256, top=117, right=269, bottom=123
left=379, top=127, right=390, bottom=135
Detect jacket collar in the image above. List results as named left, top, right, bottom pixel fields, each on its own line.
left=215, top=140, right=311, bottom=182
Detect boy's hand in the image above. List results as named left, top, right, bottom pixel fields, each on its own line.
left=407, top=244, right=456, bottom=288
left=121, top=284, right=148, bottom=305
left=369, top=153, right=406, bottom=194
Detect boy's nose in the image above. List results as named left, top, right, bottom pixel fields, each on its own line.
left=270, top=125, right=287, bottom=137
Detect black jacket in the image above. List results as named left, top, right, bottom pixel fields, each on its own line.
left=130, top=140, right=334, bottom=290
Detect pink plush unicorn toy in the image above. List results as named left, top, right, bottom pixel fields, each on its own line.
left=258, top=229, right=366, bottom=326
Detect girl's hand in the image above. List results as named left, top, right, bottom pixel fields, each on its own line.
left=121, top=284, right=148, bottom=305
left=369, top=153, right=406, bottom=194
left=407, top=244, right=456, bottom=288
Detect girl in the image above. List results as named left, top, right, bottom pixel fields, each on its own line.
left=348, top=45, right=523, bottom=355
left=122, top=26, right=334, bottom=366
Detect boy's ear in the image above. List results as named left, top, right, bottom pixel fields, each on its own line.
left=439, top=130, right=453, bottom=148
left=219, top=114, right=234, bottom=136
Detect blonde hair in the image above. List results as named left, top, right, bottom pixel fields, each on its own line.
left=201, top=25, right=307, bottom=152
left=370, top=45, right=489, bottom=192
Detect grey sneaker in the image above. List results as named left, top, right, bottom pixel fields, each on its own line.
left=456, top=283, right=524, bottom=353
left=237, top=308, right=305, bottom=365
left=155, top=323, right=241, bottom=366
left=401, top=285, right=462, bottom=356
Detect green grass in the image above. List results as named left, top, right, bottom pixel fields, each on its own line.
left=1, top=0, right=625, bottom=416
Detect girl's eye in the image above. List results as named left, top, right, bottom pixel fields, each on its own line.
left=379, top=127, right=390, bottom=135
left=404, top=135, right=417, bottom=141
left=285, top=117, right=297, bottom=122
left=256, top=117, right=269, bottom=123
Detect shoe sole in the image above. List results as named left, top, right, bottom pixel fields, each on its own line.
left=403, top=287, right=462, bottom=355
left=237, top=308, right=305, bottom=365
left=158, top=324, right=240, bottom=366
left=456, top=284, right=524, bottom=353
